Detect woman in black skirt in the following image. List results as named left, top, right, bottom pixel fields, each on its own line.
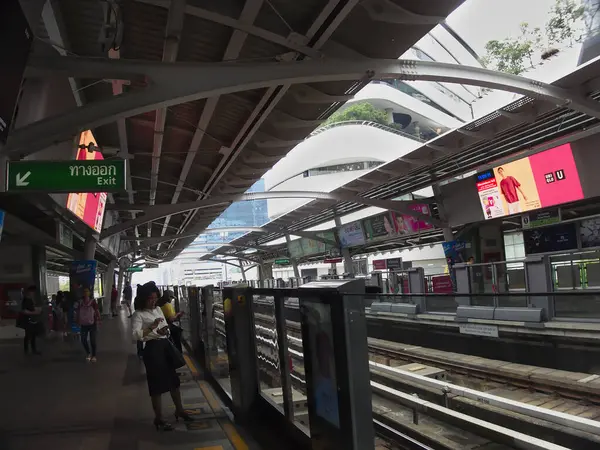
left=132, top=282, right=194, bottom=431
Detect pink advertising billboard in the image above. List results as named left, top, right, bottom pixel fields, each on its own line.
left=476, top=143, right=583, bottom=220
left=391, top=204, right=434, bottom=235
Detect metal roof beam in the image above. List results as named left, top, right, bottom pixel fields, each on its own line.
left=156, top=0, right=265, bottom=249
left=362, top=0, right=444, bottom=25
left=16, top=57, right=600, bottom=159
left=147, top=0, right=187, bottom=238
left=101, top=190, right=443, bottom=239
left=135, top=0, right=322, bottom=58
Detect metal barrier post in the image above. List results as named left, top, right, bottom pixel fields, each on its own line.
left=525, top=256, right=554, bottom=319
left=407, top=267, right=426, bottom=312
left=222, top=286, right=258, bottom=422
left=454, top=264, right=472, bottom=305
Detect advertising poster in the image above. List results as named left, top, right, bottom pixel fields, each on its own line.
left=524, top=223, right=578, bottom=255
left=580, top=218, right=600, bottom=248
left=66, top=130, right=108, bottom=233
left=362, top=212, right=394, bottom=240
left=391, top=203, right=434, bottom=235
left=69, top=260, right=97, bottom=299
left=304, top=301, right=340, bottom=428
left=431, top=275, right=453, bottom=293
left=442, top=240, right=468, bottom=266
left=477, top=143, right=583, bottom=219
left=338, top=221, right=366, bottom=248
left=372, top=260, right=387, bottom=270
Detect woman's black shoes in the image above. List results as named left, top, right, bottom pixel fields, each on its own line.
left=174, top=411, right=194, bottom=423
left=153, top=419, right=174, bottom=431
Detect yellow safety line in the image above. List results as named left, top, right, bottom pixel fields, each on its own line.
left=199, top=381, right=221, bottom=413
left=222, top=423, right=249, bottom=450
left=184, top=354, right=200, bottom=377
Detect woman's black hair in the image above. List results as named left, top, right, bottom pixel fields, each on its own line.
left=133, top=281, right=160, bottom=311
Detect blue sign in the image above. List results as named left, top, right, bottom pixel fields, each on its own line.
left=69, top=260, right=97, bottom=299
left=476, top=170, right=494, bottom=182
left=0, top=209, right=5, bottom=243
left=442, top=240, right=468, bottom=265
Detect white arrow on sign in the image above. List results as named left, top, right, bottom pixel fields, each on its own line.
left=16, top=171, right=31, bottom=187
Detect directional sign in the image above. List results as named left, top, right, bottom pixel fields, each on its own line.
left=274, top=258, right=291, bottom=265
left=6, top=159, right=126, bottom=192
left=125, top=267, right=143, bottom=273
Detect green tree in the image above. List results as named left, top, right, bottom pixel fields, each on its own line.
left=546, top=0, right=585, bottom=45
left=482, top=23, right=541, bottom=75
left=323, top=102, right=390, bottom=127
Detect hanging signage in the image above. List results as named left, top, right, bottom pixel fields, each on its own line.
left=0, top=0, right=33, bottom=144
left=476, top=143, right=583, bottom=220
left=580, top=217, right=600, bottom=248
left=372, top=259, right=387, bottom=270
left=274, top=258, right=291, bottom=265
left=386, top=258, right=402, bottom=270
left=522, top=208, right=561, bottom=229
left=145, top=263, right=159, bottom=269
left=125, top=267, right=144, bottom=273
left=524, top=223, right=577, bottom=255
left=324, top=257, right=343, bottom=264
left=338, top=221, right=366, bottom=248
left=57, top=222, right=73, bottom=249
left=288, top=232, right=336, bottom=259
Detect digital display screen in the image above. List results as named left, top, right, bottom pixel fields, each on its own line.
left=524, top=223, right=578, bottom=254
left=66, top=131, right=108, bottom=233
left=476, top=143, right=583, bottom=220
left=304, top=301, right=340, bottom=428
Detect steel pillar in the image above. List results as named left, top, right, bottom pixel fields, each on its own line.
left=285, top=234, right=300, bottom=279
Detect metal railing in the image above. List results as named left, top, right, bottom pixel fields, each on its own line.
left=308, top=120, right=425, bottom=143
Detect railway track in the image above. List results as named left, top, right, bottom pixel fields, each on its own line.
left=251, top=310, right=600, bottom=449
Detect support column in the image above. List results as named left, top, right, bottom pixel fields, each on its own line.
left=116, top=270, right=125, bottom=304
left=432, top=183, right=454, bottom=241
left=83, top=234, right=97, bottom=260
left=285, top=234, right=300, bottom=279
left=239, top=260, right=247, bottom=282
left=103, top=259, right=117, bottom=316
left=334, top=216, right=353, bottom=275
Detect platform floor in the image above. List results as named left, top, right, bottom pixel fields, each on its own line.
left=0, top=313, right=256, bottom=450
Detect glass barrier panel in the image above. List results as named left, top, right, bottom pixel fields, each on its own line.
left=554, top=293, right=600, bottom=319
left=251, top=295, right=284, bottom=415
left=497, top=294, right=528, bottom=308
left=284, top=295, right=310, bottom=435
left=470, top=295, right=494, bottom=307
left=210, top=290, right=232, bottom=397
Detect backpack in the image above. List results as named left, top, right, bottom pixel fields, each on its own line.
left=79, top=299, right=96, bottom=326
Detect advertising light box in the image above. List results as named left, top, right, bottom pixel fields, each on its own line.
left=66, top=131, right=108, bottom=233
left=476, top=143, right=583, bottom=220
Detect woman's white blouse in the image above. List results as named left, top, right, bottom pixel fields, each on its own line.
left=132, top=307, right=168, bottom=342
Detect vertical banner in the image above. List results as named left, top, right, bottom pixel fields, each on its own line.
left=69, top=260, right=97, bottom=299
left=0, top=209, right=5, bottom=243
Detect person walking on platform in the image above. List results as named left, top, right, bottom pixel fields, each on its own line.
left=132, top=282, right=193, bottom=431
left=110, top=285, right=119, bottom=317
left=158, top=290, right=184, bottom=353
left=18, top=286, right=42, bottom=355
left=77, top=288, right=101, bottom=362
left=123, top=281, right=133, bottom=318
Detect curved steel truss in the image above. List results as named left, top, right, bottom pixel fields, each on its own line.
left=11, top=56, right=600, bottom=157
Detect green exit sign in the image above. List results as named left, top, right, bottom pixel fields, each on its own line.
left=125, top=267, right=143, bottom=273
left=274, top=258, right=290, bottom=265
left=6, top=159, right=126, bottom=193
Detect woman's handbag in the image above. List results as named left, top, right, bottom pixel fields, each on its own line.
left=165, top=338, right=186, bottom=370
left=16, top=313, right=28, bottom=329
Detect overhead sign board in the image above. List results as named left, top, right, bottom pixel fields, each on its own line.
left=0, top=0, right=33, bottom=143
left=125, top=267, right=143, bottom=273
left=6, top=159, right=126, bottom=193
left=274, top=258, right=291, bottom=265
left=522, top=208, right=561, bottom=229
left=145, top=263, right=159, bottom=269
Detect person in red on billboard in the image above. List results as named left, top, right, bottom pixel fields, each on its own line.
left=498, top=167, right=528, bottom=215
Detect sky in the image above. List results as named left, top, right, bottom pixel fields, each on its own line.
left=447, top=0, right=576, bottom=55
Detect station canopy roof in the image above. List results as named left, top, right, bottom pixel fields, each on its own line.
left=28, top=0, right=466, bottom=259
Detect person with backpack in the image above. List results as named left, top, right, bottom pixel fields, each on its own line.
left=77, top=287, right=101, bottom=362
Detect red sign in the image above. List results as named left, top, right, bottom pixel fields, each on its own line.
left=324, top=258, right=343, bottom=264
left=431, top=275, right=453, bottom=293
left=372, top=259, right=387, bottom=270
